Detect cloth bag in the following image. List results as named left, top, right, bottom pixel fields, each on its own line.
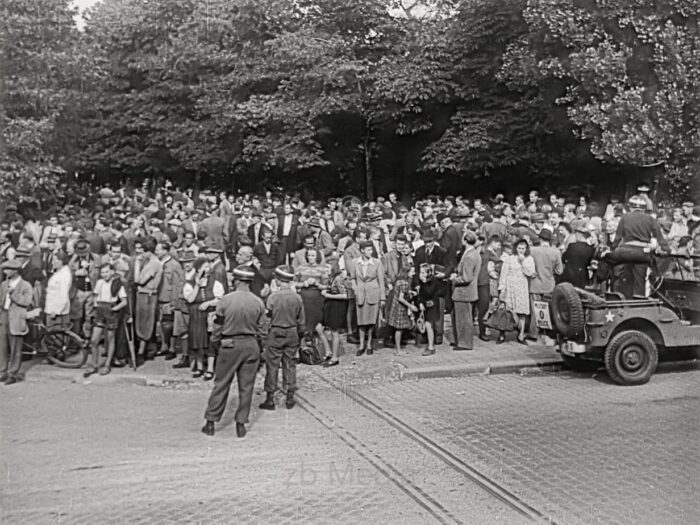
left=485, top=303, right=517, bottom=332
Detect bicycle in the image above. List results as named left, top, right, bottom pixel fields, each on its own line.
left=22, top=313, right=89, bottom=369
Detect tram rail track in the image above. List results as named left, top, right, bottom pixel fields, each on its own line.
left=294, top=372, right=555, bottom=524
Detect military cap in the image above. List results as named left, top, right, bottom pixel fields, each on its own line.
left=232, top=265, right=255, bottom=282
left=274, top=265, right=295, bottom=282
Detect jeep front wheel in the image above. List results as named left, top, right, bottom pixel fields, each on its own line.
left=604, top=330, right=658, bottom=385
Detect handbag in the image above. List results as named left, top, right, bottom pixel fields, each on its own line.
left=485, top=303, right=517, bottom=332
left=415, top=311, right=426, bottom=333
left=298, top=336, right=324, bottom=365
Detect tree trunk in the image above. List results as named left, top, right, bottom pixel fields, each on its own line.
left=364, top=117, right=374, bottom=200
left=193, top=171, right=201, bottom=202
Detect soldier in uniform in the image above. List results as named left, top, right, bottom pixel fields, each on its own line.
left=202, top=265, right=267, bottom=439
left=259, top=265, right=305, bottom=411
left=613, top=195, right=664, bottom=299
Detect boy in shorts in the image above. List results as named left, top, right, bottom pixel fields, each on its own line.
left=84, top=263, right=128, bottom=377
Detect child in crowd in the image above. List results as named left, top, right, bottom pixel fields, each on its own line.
left=84, top=263, right=127, bottom=377
left=416, top=263, right=443, bottom=356
left=386, top=267, right=415, bottom=356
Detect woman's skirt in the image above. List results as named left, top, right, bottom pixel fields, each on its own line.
left=323, top=298, right=348, bottom=331
left=188, top=303, right=211, bottom=356
left=356, top=301, right=380, bottom=327
left=300, top=287, right=324, bottom=333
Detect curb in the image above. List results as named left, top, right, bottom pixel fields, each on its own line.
left=398, top=357, right=564, bottom=380
left=25, top=368, right=202, bottom=388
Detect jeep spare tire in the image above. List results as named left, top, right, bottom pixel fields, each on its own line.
left=551, top=283, right=585, bottom=338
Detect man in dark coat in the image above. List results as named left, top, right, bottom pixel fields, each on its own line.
left=252, top=228, right=279, bottom=283
left=413, top=228, right=447, bottom=344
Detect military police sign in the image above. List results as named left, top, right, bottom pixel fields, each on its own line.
left=533, top=301, right=553, bottom=330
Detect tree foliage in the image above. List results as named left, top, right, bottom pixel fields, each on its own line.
left=4, top=0, right=696, bottom=201
left=500, top=0, right=700, bottom=199
left=0, top=0, right=78, bottom=206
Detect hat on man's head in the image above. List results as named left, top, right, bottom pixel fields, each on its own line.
left=205, top=245, right=223, bottom=254
left=307, top=217, right=321, bottom=228
left=178, top=251, right=196, bottom=263
left=436, top=212, right=448, bottom=223
left=574, top=223, right=590, bottom=234
left=75, top=239, right=91, bottom=256
left=628, top=195, right=646, bottom=209
left=422, top=228, right=437, bottom=241
left=1, top=259, right=22, bottom=270
left=538, top=229, right=553, bottom=242
left=274, top=265, right=295, bottom=282
left=637, top=184, right=650, bottom=193
left=168, top=218, right=182, bottom=227
left=682, top=200, right=694, bottom=207
left=531, top=212, right=546, bottom=223
left=232, top=265, right=255, bottom=282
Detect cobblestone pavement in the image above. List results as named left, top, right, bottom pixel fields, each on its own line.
left=2, top=367, right=697, bottom=524
left=341, top=369, right=700, bottom=525
left=0, top=377, right=522, bottom=525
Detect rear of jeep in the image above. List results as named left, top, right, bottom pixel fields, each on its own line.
left=547, top=282, right=700, bottom=385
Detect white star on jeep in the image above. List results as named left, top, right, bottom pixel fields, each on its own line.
left=605, top=311, right=615, bottom=323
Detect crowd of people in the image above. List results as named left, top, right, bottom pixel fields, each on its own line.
left=1, top=179, right=699, bottom=389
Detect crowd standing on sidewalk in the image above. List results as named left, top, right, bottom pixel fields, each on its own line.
left=1, top=180, right=699, bottom=410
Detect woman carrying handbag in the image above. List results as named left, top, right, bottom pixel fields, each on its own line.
left=496, top=239, right=536, bottom=344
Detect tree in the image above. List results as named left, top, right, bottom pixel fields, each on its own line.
left=0, top=0, right=79, bottom=209
left=500, top=0, right=700, bottom=200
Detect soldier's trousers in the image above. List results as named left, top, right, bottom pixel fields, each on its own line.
left=264, top=327, right=299, bottom=394
left=204, top=336, right=260, bottom=424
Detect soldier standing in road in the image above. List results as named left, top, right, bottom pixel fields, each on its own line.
left=259, top=265, right=305, bottom=411
left=202, top=265, right=267, bottom=439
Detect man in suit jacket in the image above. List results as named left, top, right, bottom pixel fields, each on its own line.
left=413, top=228, right=448, bottom=343
left=199, top=206, right=229, bottom=252
left=247, top=211, right=265, bottom=247
left=276, top=202, right=300, bottom=265
left=253, top=228, right=279, bottom=283
left=0, top=259, right=34, bottom=384
left=450, top=231, right=481, bottom=351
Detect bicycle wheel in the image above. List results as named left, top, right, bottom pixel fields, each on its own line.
left=42, top=330, right=88, bottom=368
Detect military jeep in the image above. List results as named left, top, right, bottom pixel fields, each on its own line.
left=545, top=255, right=700, bottom=385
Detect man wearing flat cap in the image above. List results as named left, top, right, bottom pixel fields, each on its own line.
left=259, top=265, right=305, bottom=411
left=202, top=265, right=267, bottom=439
left=0, top=259, right=34, bottom=384
left=68, top=239, right=101, bottom=338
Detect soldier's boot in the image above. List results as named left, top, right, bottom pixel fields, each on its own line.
left=259, top=392, right=275, bottom=411
left=201, top=421, right=214, bottom=436
left=286, top=391, right=296, bottom=410
left=236, top=423, right=247, bottom=439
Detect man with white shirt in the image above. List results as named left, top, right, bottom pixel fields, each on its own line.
left=44, top=252, right=72, bottom=331
left=276, top=202, right=300, bottom=265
